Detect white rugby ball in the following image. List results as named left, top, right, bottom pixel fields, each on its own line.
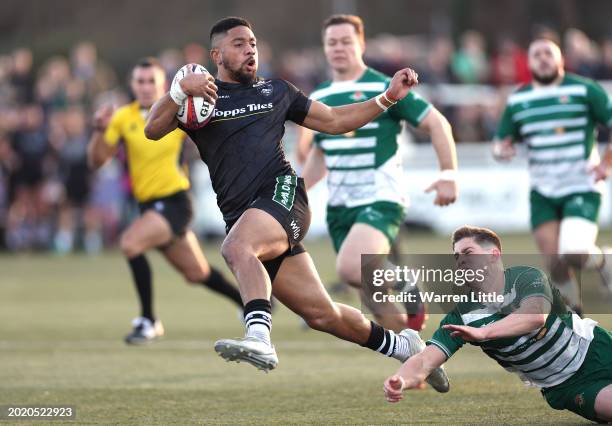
left=173, top=63, right=215, bottom=129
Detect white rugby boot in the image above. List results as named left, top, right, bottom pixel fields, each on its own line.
left=214, top=336, right=278, bottom=373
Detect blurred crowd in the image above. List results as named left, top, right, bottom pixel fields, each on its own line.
left=1, top=27, right=611, bottom=253
left=280, top=27, right=612, bottom=143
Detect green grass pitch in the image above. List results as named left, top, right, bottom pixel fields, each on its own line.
left=1, top=230, right=611, bottom=425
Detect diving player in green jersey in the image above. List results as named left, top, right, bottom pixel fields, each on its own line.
left=492, top=38, right=612, bottom=313
left=383, top=225, right=612, bottom=422
left=299, top=15, right=458, bottom=332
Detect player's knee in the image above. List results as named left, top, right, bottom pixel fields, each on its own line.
left=120, top=233, right=142, bottom=258
left=336, top=259, right=361, bottom=287
left=221, top=239, right=252, bottom=269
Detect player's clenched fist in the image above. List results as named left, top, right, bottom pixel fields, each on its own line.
left=386, top=68, right=419, bottom=102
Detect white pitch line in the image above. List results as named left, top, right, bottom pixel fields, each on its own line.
left=0, top=339, right=356, bottom=351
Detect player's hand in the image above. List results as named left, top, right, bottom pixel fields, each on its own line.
left=383, top=375, right=405, bottom=403
left=93, top=105, right=114, bottom=131
left=386, top=68, right=419, bottom=102
left=179, top=72, right=218, bottom=104
left=492, top=140, right=515, bottom=162
left=588, top=162, right=612, bottom=182
left=443, top=324, right=488, bottom=342
left=425, top=179, right=457, bottom=206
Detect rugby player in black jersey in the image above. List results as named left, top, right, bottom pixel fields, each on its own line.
left=145, top=16, right=449, bottom=390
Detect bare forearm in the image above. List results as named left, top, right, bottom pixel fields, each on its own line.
left=303, top=97, right=387, bottom=135
left=420, top=109, right=457, bottom=171
left=430, top=116, right=457, bottom=171
left=87, top=131, right=110, bottom=170
left=394, top=345, right=448, bottom=392
left=145, top=93, right=179, bottom=140
left=296, top=127, right=314, bottom=166
left=482, top=313, right=547, bottom=340
left=302, top=147, right=328, bottom=190
left=331, top=99, right=386, bottom=134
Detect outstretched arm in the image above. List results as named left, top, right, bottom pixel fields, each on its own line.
left=418, top=108, right=458, bottom=206
left=383, top=345, right=447, bottom=403
left=302, top=68, right=419, bottom=135
left=444, top=296, right=550, bottom=342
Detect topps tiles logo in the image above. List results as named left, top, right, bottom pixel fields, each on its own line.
left=212, top=103, right=273, bottom=119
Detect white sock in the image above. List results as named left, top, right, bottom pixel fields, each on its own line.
left=244, top=310, right=272, bottom=347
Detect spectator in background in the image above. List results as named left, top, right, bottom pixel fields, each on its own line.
left=10, top=48, right=34, bottom=104
left=490, top=36, right=530, bottom=85
left=595, top=37, right=612, bottom=80
left=0, top=132, right=13, bottom=247
left=52, top=106, right=101, bottom=254
left=35, top=56, right=72, bottom=112
left=183, top=42, right=209, bottom=68
left=418, top=36, right=454, bottom=85
left=159, top=48, right=183, bottom=82
left=451, top=30, right=489, bottom=84
left=255, top=40, right=273, bottom=78
left=452, top=104, right=487, bottom=142
left=70, top=41, right=117, bottom=104
left=564, top=28, right=599, bottom=78
left=532, top=24, right=561, bottom=46
left=6, top=104, right=52, bottom=250
left=365, top=35, right=407, bottom=77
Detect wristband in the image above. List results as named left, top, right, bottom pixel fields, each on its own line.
left=375, top=94, right=389, bottom=111
left=383, top=90, right=399, bottom=104
left=439, top=169, right=457, bottom=182
left=170, top=77, right=188, bottom=105
left=375, top=91, right=398, bottom=111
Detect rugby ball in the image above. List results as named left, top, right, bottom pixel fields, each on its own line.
left=173, top=63, right=215, bottom=129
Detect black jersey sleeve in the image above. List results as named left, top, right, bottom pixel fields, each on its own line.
left=283, top=80, right=312, bottom=125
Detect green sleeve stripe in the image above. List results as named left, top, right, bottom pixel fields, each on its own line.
left=426, top=339, right=453, bottom=359
left=415, top=104, right=433, bottom=125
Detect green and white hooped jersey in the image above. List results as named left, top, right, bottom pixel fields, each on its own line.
left=427, top=266, right=598, bottom=389
left=496, top=73, right=612, bottom=198
left=310, top=68, right=432, bottom=208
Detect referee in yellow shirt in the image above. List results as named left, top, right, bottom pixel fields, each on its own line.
left=88, top=58, right=242, bottom=344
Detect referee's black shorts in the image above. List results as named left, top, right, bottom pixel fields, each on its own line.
left=138, top=190, right=193, bottom=238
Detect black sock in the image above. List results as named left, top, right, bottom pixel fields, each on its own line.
left=201, top=267, right=243, bottom=307
left=243, top=299, right=272, bottom=345
left=243, top=298, right=272, bottom=321
left=361, top=321, right=396, bottom=356
left=127, top=254, right=154, bottom=322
